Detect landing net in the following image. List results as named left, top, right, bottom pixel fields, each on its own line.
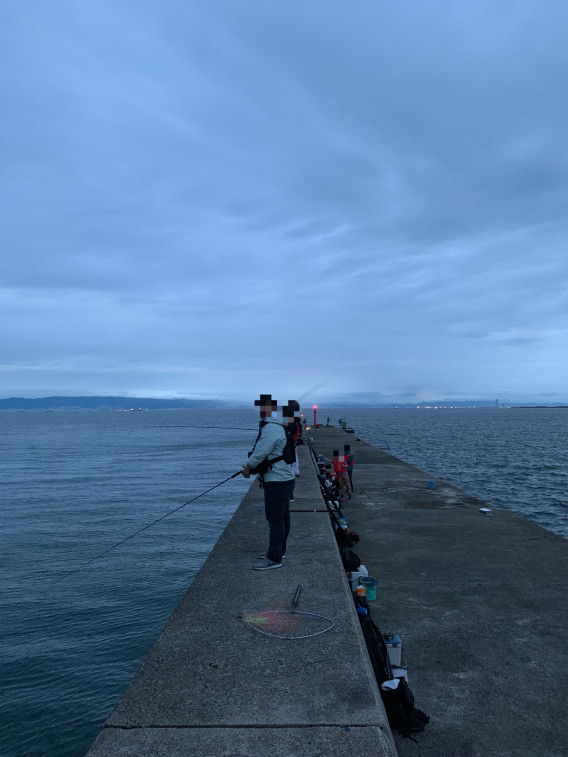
left=243, top=607, right=334, bottom=640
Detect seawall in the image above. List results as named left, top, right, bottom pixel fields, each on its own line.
left=85, top=425, right=568, bottom=757
left=85, top=441, right=397, bottom=757
left=311, top=426, right=568, bottom=757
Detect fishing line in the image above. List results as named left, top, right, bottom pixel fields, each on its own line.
left=66, top=470, right=243, bottom=575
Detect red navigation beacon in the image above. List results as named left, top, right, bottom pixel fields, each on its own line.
left=313, top=405, right=318, bottom=427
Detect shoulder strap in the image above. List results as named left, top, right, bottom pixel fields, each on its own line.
left=266, top=424, right=294, bottom=466
left=249, top=421, right=267, bottom=456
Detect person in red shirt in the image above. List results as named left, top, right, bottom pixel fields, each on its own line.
left=324, top=450, right=352, bottom=499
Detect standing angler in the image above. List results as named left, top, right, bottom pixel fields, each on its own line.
left=242, top=394, right=295, bottom=571
left=287, top=399, right=302, bottom=480
left=344, top=444, right=355, bottom=495
left=283, top=399, right=301, bottom=502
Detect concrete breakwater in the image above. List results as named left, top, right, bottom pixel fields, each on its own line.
left=313, top=426, right=568, bottom=757
left=85, top=441, right=397, bottom=757
left=85, top=427, right=568, bottom=757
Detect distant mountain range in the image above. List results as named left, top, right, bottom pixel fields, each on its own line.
left=2, top=396, right=567, bottom=411
left=0, top=396, right=231, bottom=410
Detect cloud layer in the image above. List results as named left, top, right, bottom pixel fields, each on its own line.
left=2, top=0, right=567, bottom=402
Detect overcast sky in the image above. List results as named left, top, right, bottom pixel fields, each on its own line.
left=2, top=0, right=567, bottom=404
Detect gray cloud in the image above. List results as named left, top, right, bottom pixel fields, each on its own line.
left=1, top=0, right=568, bottom=402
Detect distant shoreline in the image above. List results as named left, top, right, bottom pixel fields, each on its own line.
left=512, top=405, right=568, bottom=409
left=2, top=396, right=568, bottom=411
left=0, top=396, right=236, bottom=411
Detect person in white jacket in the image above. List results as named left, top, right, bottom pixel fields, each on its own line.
left=242, top=394, right=295, bottom=570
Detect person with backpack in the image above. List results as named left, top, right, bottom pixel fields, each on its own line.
left=242, top=394, right=295, bottom=571
left=286, top=399, right=302, bottom=483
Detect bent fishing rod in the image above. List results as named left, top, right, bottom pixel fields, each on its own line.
left=67, top=470, right=243, bottom=575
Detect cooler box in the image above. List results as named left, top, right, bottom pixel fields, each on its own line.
left=350, top=565, right=368, bottom=591
left=384, top=634, right=402, bottom=667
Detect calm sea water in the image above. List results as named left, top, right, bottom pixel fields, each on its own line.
left=339, top=407, right=568, bottom=537
left=1, top=408, right=567, bottom=757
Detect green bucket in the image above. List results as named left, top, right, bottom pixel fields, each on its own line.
left=358, top=577, right=378, bottom=600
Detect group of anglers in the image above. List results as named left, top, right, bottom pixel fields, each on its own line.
left=241, top=395, right=353, bottom=572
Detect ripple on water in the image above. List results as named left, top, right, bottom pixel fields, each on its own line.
left=2, top=407, right=567, bottom=757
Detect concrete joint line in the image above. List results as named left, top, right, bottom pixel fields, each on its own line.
left=103, top=723, right=387, bottom=731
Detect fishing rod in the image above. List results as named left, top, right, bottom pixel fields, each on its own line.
left=66, top=470, right=243, bottom=575
left=297, top=384, right=324, bottom=402
left=154, top=425, right=257, bottom=430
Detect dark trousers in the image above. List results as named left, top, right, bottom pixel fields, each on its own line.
left=348, top=470, right=354, bottom=493
left=263, top=479, right=295, bottom=563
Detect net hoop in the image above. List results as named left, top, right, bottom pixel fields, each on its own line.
left=244, top=610, right=334, bottom=639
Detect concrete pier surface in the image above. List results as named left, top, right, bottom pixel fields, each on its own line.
left=85, top=442, right=397, bottom=757
left=313, top=426, right=568, bottom=757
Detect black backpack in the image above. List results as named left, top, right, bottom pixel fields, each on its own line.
left=248, top=422, right=296, bottom=475
left=339, top=546, right=361, bottom=571
left=280, top=424, right=297, bottom=465
left=380, top=677, right=430, bottom=738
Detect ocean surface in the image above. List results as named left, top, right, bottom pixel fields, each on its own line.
left=1, top=407, right=567, bottom=757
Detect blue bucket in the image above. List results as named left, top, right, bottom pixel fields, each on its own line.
left=358, top=577, right=378, bottom=601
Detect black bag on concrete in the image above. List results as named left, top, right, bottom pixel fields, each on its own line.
left=357, top=602, right=391, bottom=685
left=380, top=678, right=430, bottom=738
left=327, top=505, right=359, bottom=548
left=334, top=525, right=353, bottom=548
left=355, top=597, right=430, bottom=739
left=339, top=546, right=361, bottom=571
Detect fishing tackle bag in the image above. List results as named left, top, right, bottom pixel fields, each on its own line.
left=339, top=546, right=361, bottom=571
left=324, top=502, right=360, bottom=547
left=355, top=597, right=430, bottom=739
left=380, top=678, right=430, bottom=738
